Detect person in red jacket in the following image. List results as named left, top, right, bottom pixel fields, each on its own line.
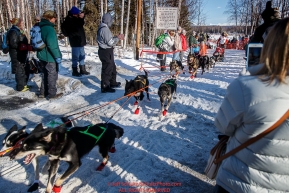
left=179, top=29, right=187, bottom=62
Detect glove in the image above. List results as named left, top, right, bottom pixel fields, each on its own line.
left=55, top=58, right=62, bottom=72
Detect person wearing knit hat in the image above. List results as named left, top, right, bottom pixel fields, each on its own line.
left=6, top=17, right=30, bottom=92
left=70, top=6, right=81, bottom=15
left=250, top=1, right=281, bottom=43
left=172, top=26, right=183, bottom=71
left=62, top=6, right=89, bottom=76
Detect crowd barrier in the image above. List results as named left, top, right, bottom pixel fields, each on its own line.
left=207, top=38, right=249, bottom=50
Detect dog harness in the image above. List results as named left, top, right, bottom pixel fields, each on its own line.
left=78, top=125, right=107, bottom=144
left=165, top=80, right=175, bottom=87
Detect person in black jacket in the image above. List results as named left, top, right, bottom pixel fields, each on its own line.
left=250, top=1, right=281, bottom=43
left=7, top=18, right=30, bottom=91
left=64, top=6, right=89, bottom=76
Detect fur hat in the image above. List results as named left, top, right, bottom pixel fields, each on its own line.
left=43, top=10, right=57, bottom=20
left=70, top=6, right=81, bottom=15
left=261, top=1, right=275, bottom=21
left=168, top=30, right=175, bottom=36
left=10, top=18, right=19, bottom=25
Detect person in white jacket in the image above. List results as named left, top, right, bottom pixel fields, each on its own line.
left=213, top=17, right=289, bottom=193
left=158, top=30, right=175, bottom=71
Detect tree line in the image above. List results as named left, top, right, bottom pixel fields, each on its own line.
left=0, top=0, right=288, bottom=48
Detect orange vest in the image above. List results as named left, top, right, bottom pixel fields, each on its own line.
left=200, top=42, right=207, bottom=56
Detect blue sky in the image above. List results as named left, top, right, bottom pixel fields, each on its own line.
left=204, top=0, right=229, bottom=25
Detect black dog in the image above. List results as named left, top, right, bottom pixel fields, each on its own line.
left=124, top=70, right=150, bottom=105
left=199, top=55, right=210, bottom=75
left=2, top=125, right=43, bottom=192
left=10, top=123, right=124, bottom=193
left=158, top=79, right=177, bottom=116
left=1, top=117, right=72, bottom=192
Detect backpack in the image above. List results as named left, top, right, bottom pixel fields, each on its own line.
left=155, top=33, right=168, bottom=48
left=61, top=19, right=69, bottom=37
left=0, top=33, right=3, bottom=50
left=1, top=28, right=19, bottom=54
left=30, top=25, right=46, bottom=50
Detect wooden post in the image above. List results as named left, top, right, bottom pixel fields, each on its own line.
left=136, top=0, right=142, bottom=60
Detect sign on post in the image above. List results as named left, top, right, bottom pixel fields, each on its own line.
left=156, top=7, right=178, bottom=30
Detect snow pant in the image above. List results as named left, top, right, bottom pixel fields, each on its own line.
left=15, top=62, right=30, bottom=91
left=172, top=51, right=180, bottom=61
left=39, top=60, right=58, bottom=97
left=159, top=54, right=166, bottom=71
left=98, top=47, right=117, bottom=87
left=212, top=185, right=229, bottom=193
left=71, top=47, right=85, bottom=68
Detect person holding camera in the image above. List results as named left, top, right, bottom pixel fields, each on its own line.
left=63, top=6, right=89, bottom=76
left=97, top=13, right=124, bottom=93
left=213, top=18, right=289, bottom=193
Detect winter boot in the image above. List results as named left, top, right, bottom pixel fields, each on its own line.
left=110, top=82, right=121, bottom=88
left=80, top=65, right=90, bottom=75
left=101, top=82, right=115, bottom=93
left=72, top=67, right=82, bottom=77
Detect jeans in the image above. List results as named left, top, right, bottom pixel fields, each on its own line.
left=172, top=51, right=180, bottom=61
left=71, top=47, right=85, bottom=67
left=179, top=51, right=184, bottom=62
left=190, top=47, right=200, bottom=54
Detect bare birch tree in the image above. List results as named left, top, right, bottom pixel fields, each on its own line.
left=5, top=0, right=13, bottom=22
left=120, top=0, right=124, bottom=47
left=104, top=0, right=107, bottom=13
left=124, top=0, right=131, bottom=49
left=224, top=0, right=241, bottom=26
left=100, top=0, right=103, bottom=19
left=0, top=3, right=4, bottom=27
left=177, top=0, right=182, bottom=25
left=16, top=0, right=20, bottom=18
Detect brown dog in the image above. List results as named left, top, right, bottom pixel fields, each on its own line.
left=187, top=53, right=199, bottom=78
left=169, top=61, right=181, bottom=78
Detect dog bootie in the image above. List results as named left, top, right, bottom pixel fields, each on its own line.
left=109, top=146, right=116, bottom=153
left=163, top=110, right=167, bottom=116
left=96, top=162, right=107, bottom=171
left=134, top=101, right=138, bottom=105
left=52, top=185, right=62, bottom=193
left=190, top=75, right=195, bottom=79
left=135, top=108, right=140, bottom=114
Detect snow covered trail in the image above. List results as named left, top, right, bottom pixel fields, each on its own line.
left=0, top=46, right=246, bottom=193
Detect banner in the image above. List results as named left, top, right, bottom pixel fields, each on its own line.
left=156, top=7, right=178, bottom=30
